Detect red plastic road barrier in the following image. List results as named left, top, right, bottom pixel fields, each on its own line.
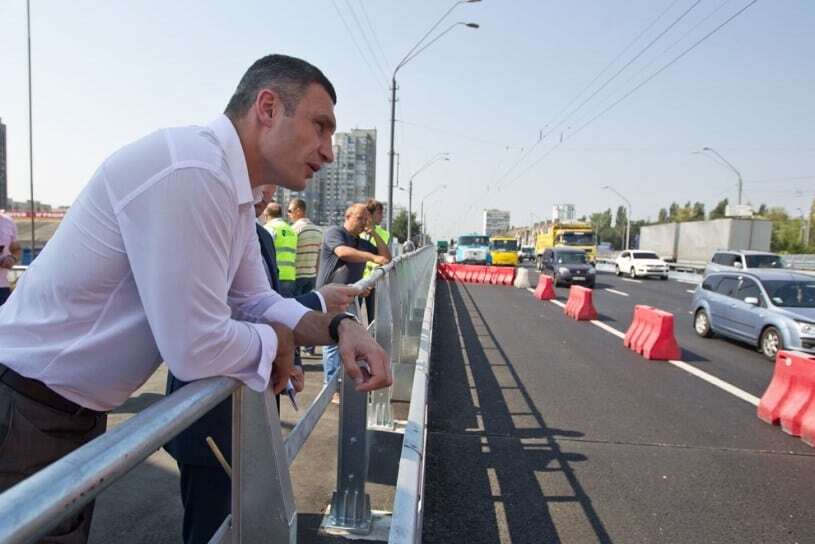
left=564, top=286, right=597, bottom=321
left=533, top=275, right=556, bottom=300
left=623, top=305, right=681, bottom=360
left=758, top=351, right=815, bottom=440
left=435, top=264, right=517, bottom=286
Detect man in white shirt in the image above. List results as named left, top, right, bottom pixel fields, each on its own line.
left=0, top=54, right=391, bottom=543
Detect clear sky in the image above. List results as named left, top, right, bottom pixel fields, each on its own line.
left=1, top=0, right=813, bottom=242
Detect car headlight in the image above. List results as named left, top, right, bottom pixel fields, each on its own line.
left=797, top=321, right=815, bottom=337
left=588, top=267, right=596, bottom=275
left=558, top=267, right=570, bottom=274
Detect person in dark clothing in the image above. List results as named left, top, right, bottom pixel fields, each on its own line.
left=317, top=204, right=390, bottom=399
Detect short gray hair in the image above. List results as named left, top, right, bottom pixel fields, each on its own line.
left=224, top=54, right=336, bottom=119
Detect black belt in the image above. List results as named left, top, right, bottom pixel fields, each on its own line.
left=0, top=364, right=104, bottom=417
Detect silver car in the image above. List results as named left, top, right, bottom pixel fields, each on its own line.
left=704, top=250, right=786, bottom=276
left=691, top=270, right=815, bottom=359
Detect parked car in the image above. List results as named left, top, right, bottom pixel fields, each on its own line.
left=704, top=250, right=786, bottom=276
left=614, top=250, right=669, bottom=279
left=691, top=270, right=815, bottom=360
left=518, top=245, right=535, bottom=263
left=538, top=248, right=596, bottom=288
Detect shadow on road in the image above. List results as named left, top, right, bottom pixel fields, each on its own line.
left=423, top=281, right=613, bottom=544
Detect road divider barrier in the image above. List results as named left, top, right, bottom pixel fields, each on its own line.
left=623, top=305, right=681, bottom=360
left=564, top=286, right=598, bottom=321
left=757, top=351, right=815, bottom=445
left=533, top=275, right=556, bottom=300
left=513, top=267, right=531, bottom=289
left=436, top=263, right=516, bottom=286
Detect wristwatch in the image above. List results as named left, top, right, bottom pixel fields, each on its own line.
left=329, top=312, right=358, bottom=343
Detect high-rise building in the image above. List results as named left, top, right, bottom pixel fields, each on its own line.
left=0, top=118, right=7, bottom=210
left=483, top=209, right=511, bottom=236
left=552, top=204, right=576, bottom=223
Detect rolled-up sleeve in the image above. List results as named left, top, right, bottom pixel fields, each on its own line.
left=114, top=165, right=278, bottom=391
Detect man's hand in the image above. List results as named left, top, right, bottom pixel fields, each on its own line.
left=337, top=319, right=392, bottom=392
left=269, top=322, right=295, bottom=395
left=0, top=255, right=15, bottom=269
left=289, top=365, right=305, bottom=393
left=318, top=283, right=361, bottom=313
left=372, top=255, right=389, bottom=266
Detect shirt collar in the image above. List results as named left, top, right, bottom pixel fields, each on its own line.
left=209, top=114, right=254, bottom=205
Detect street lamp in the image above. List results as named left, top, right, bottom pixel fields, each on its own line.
left=420, top=184, right=448, bottom=245
left=400, top=154, right=450, bottom=243
left=602, top=185, right=632, bottom=251
left=698, top=146, right=744, bottom=205
left=386, top=1, right=480, bottom=234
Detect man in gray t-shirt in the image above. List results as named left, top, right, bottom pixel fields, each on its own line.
left=318, top=204, right=390, bottom=395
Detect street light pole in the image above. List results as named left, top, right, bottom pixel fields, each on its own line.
left=420, top=184, right=447, bottom=245
left=405, top=155, right=449, bottom=243
left=386, top=1, right=480, bottom=234
left=602, top=185, right=632, bottom=251
left=700, top=146, right=743, bottom=205
left=26, top=0, right=35, bottom=256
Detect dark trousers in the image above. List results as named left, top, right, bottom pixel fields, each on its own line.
left=294, top=277, right=316, bottom=297
left=178, top=463, right=230, bottom=544
left=0, top=382, right=107, bottom=543
left=0, top=288, right=10, bottom=306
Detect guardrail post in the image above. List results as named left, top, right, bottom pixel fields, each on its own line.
left=326, top=369, right=373, bottom=534
left=231, top=387, right=297, bottom=543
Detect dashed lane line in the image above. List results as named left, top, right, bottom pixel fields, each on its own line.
left=621, top=278, right=642, bottom=284
left=686, top=289, right=695, bottom=294
left=524, top=286, right=759, bottom=407
left=604, top=288, right=629, bottom=297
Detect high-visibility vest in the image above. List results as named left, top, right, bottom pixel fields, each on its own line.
left=363, top=226, right=391, bottom=279
left=267, top=219, right=298, bottom=282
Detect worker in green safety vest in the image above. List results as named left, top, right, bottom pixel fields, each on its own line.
left=360, top=199, right=390, bottom=321
left=263, top=202, right=298, bottom=297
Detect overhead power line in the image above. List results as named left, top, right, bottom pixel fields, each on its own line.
left=331, top=0, right=388, bottom=93
left=343, top=0, right=389, bottom=82
left=357, top=0, right=390, bottom=70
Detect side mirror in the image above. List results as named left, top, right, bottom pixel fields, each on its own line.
left=744, top=296, right=759, bottom=306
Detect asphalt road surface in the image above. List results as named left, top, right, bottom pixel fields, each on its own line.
left=423, top=265, right=815, bottom=543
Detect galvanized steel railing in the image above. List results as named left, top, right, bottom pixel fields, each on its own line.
left=0, top=246, right=437, bottom=544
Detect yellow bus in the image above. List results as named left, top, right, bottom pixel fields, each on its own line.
left=489, top=236, right=519, bottom=267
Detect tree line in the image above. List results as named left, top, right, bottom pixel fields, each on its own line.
left=582, top=198, right=814, bottom=254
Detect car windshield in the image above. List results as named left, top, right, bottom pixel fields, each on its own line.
left=459, top=236, right=489, bottom=246
left=521, top=247, right=535, bottom=255
left=560, top=232, right=595, bottom=245
left=633, top=252, right=659, bottom=260
left=761, top=279, right=815, bottom=308
left=745, top=254, right=785, bottom=269
left=557, top=252, right=587, bottom=264
left=491, top=239, right=518, bottom=251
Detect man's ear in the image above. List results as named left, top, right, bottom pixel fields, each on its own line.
left=255, top=89, right=281, bottom=128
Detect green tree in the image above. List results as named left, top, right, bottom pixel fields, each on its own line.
left=657, top=208, right=669, bottom=223
left=668, top=202, right=680, bottom=222
left=392, top=209, right=422, bottom=244
left=692, top=202, right=705, bottom=220
left=757, top=203, right=768, bottom=216
left=709, top=198, right=728, bottom=220
left=766, top=207, right=805, bottom=253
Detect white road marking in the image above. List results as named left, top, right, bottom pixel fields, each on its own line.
left=591, top=320, right=626, bottom=339
left=621, top=278, right=642, bottom=284
left=604, top=288, right=629, bottom=297
left=686, top=289, right=695, bottom=294
left=574, top=315, right=761, bottom=407
left=667, top=360, right=760, bottom=406
left=676, top=279, right=700, bottom=285
left=549, top=300, right=566, bottom=308
left=526, top=288, right=535, bottom=293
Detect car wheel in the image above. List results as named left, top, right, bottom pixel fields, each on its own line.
left=629, top=267, right=637, bottom=279
left=615, top=265, right=621, bottom=276
left=693, top=309, right=712, bottom=338
left=759, top=326, right=783, bottom=360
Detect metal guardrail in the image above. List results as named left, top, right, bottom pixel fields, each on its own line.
left=0, top=246, right=437, bottom=544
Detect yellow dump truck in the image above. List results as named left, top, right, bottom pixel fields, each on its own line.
left=488, top=236, right=519, bottom=267
left=534, top=222, right=597, bottom=266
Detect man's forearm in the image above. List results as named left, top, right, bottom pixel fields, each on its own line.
left=335, top=246, right=379, bottom=263
left=369, top=231, right=391, bottom=260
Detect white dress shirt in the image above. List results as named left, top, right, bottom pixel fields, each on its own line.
left=0, top=115, right=310, bottom=411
